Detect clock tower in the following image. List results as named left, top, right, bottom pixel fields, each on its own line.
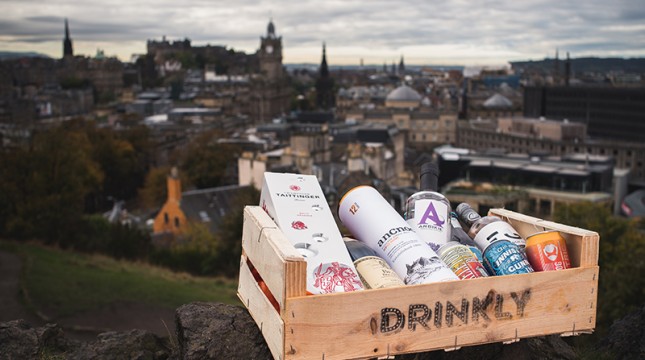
left=259, top=19, right=283, bottom=81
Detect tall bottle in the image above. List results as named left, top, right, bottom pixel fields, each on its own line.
left=344, top=238, right=405, bottom=289
left=405, top=162, right=452, bottom=252
left=339, top=185, right=458, bottom=285
left=455, top=203, right=526, bottom=251
left=449, top=212, right=484, bottom=263
left=455, top=203, right=532, bottom=275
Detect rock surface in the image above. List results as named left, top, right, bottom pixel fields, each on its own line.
left=597, top=304, right=645, bottom=359
left=1, top=302, right=643, bottom=360
left=175, top=302, right=271, bottom=360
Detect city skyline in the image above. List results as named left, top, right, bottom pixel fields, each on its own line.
left=1, top=0, right=644, bottom=66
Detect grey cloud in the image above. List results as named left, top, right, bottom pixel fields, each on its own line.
left=0, top=0, right=643, bottom=62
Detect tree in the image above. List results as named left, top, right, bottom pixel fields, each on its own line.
left=553, top=202, right=645, bottom=340
left=0, top=126, right=103, bottom=244
left=214, top=186, right=260, bottom=276
left=180, top=131, right=241, bottom=189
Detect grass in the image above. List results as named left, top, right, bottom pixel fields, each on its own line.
left=0, top=240, right=240, bottom=319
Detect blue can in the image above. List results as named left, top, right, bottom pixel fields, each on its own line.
left=482, top=240, right=533, bottom=275
left=468, top=245, right=484, bottom=263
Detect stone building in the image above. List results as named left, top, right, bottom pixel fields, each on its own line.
left=346, top=84, right=458, bottom=151
left=457, top=116, right=645, bottom=185
left=249, top=20, right=292, bottom=123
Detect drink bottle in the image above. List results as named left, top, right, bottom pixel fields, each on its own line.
left=449, top=211, right=484, bottom=261
left=455, top=203, right=526, bottom=251
left=339, top=186, right=459, bottom=285
left=405, top=162, right=452, bottom=252
left=344, top=238, right=405, bottom=289
left=455, top=203, right=532, bottom=275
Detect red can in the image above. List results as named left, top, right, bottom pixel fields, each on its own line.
left=525, top=231, right=571, bottom=271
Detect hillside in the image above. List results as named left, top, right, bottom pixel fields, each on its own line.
left=0, top=240, right=239, bottom=337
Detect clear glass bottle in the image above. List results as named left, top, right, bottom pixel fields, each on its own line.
left=449, top=211, right=484, bottom=262
left=405, top=162, right=452, bottom=252
left=344, top=238, right=404, bottom=289
left=455, top=203, right=527, bottom=251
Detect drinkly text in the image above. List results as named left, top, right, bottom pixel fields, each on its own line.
left=378, top=289, right=531, bottom=333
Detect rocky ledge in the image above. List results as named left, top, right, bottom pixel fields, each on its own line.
left=1, top=302, right=643, bottom=360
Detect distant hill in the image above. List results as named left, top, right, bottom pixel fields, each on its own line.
left=510, top=57, right=645, bottom=73
left=284, top=63, right=465, bottom=72
left=0, top=51, right=51, bottom=60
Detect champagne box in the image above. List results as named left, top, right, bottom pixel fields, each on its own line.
left=238, top=206, right=599, bottom=360
left=259, top=172, right=363, bottom=295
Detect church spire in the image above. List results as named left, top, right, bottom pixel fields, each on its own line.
left=320, top=42, right=329, bottom=78
left=63, top=18, right=73, bottom=58
left=315, top=42, right=334, bottom=110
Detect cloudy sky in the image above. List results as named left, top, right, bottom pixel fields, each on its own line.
left=1, top=0, right=644, bottom=65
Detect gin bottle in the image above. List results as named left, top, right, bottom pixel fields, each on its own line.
left=405, top=162, right=452, bottom=253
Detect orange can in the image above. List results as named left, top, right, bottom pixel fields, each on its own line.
left=525, top=231, right=571, bottom=271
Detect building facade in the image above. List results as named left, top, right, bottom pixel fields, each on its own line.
left=457, top=117, right=645, bottom=185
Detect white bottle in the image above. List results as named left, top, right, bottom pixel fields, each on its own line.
left=338, top=186, right=458, bottom=285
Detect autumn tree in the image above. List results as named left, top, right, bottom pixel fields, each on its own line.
left=0, top=126, right=103, bottom=244
left=62, top=119, right=152, bottom=212
left=180, top=131, right=241, bottom=189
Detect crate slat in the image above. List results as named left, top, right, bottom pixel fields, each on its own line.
left=242, top=206, right=307, bottom=310
left=283, top=266, right=598, bottom=360
left=237, top=254, right=286, bottom=360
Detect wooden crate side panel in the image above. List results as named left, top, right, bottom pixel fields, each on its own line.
left=283, top=267, right=598, bottom=360
left=489, top=208, right=599, bottom=267
left=237, top=255, right=286, bottom=360
left=242, top=206, right=307, bottom=309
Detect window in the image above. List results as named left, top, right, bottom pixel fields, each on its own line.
left=175, top=217, right=180, bottom=228
left=164, top=213, right=169, bottom=224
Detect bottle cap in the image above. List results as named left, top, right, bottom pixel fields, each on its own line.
left=455, top=203, right=481, bottom=227
left=419, top=162, right=439, bottom=191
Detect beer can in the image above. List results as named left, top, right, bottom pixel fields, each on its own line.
left=436, top=241, right=489, bottom=279
left=525, top=231, right=571, bottom=271
left=482, top=240, right=533, bottom=275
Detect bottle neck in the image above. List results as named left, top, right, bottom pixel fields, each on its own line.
left=419, top=171, right=438, bottom=192
left=456, top=205, right=481, bottom=228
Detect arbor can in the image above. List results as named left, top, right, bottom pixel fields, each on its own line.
left=525, top=231, right=571, bottom=271
left=436, top=241, right=489, bottom=279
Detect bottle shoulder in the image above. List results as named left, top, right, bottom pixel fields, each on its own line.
left=407, top=190, right=448, bottom=202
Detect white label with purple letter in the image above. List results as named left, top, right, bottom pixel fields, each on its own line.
left=408, top=199, right=450, bottom=252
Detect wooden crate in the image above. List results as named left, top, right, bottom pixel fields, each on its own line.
left=238, top=206, right=599, bottom=360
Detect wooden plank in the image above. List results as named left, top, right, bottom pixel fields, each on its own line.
left=237, top=254, right=286, bottom=360
left=489, top=208, right=599, bottom=267
left=242, top=206, right=307, bottom=310
left=283, top=267, right=598, bottom=360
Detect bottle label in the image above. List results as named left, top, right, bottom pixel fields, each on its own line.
left=439, top=244, right=488, bottom=279
left=483, top=241, right=533, bottom=275
left=339, top=186, right=458, bottom=285
left=473, top=221, right=525, bottom=251
left=411, top=199, right=450, bottom=252
left=354, top=256, right=405, bottom=289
